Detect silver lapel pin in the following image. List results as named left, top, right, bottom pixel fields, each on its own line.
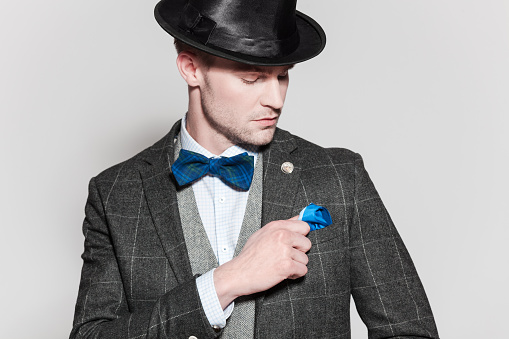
left=281, top=162, right=294, bottom=174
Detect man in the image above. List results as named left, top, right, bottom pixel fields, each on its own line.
left=71, top=0, right=439, bottom=338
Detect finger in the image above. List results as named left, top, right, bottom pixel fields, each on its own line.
left=290, top=232, right=312, bottom=253
left=285, top=219, right=310, bottom=236
left=287, top=262, right=308, bottom=279
left=291, top=248, right=309, bottom=265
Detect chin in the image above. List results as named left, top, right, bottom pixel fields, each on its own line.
left=249, top=129, right=277, bottom=146
left=229, top=126, right=277, bottom=147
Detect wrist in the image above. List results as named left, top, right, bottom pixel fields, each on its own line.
left=214, top=262, right=242, bottom=309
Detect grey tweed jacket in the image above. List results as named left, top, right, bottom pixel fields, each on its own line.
left=71, top=120, right=439, bottom=339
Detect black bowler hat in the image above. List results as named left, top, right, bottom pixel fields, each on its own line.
left=154, top=0, right=326, bottom=66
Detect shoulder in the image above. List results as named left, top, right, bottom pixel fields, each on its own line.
left=92, top=126, right=177, bottom=188
left=274, top=129, right=372, bottom=205
left=274, top=128, right=363, bottom=168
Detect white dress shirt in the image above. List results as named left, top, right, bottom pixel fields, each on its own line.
left=179, top=114, right=258, bottom=328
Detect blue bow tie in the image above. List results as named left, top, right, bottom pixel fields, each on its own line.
left=172, top=149, right=255, bottom=191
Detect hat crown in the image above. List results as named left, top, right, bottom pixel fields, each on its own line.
left=195, top=0, right=297, bottom=39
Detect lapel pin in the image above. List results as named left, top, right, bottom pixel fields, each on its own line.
left=281, top=162, right=294, bottom=174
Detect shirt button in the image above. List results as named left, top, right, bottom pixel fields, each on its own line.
left=219, top=197, right=225, bottom=203
left=222, top=247, right=228, bottom=252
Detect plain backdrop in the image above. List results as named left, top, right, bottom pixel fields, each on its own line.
left=1, top=0, right=508, bottom=338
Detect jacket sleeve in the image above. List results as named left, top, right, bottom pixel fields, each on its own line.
left=349, top=154, right=439, bottom=338
left=70, top=178, right=220, bottom=339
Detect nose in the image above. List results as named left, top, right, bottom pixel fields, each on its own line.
left=260, top=78, right=284, bottom=110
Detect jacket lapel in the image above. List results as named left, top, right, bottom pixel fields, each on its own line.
left=261, top=128, right=302, bottom=225
left=139, top=120, right=193, bottom=284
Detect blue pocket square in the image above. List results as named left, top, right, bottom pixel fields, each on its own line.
left=298, top=203, right=333, bottom=231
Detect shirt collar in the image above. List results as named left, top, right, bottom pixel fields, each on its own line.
left=180, top=114, right=259, bottom=160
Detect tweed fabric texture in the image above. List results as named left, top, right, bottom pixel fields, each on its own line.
left=70, top=120, right=439, bottom=338
left=172, top=149, right=255, bottom=191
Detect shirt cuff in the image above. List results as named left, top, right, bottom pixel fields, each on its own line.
left=196, top=268, right=234, bottom=328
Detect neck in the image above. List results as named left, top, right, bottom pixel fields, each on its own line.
left=186, top=88, right=234, bottom=155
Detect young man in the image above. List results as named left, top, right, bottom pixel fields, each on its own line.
left=71, top=0, right=439, bottom=338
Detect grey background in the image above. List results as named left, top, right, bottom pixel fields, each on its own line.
left=1, top=0, right=508, bottom=338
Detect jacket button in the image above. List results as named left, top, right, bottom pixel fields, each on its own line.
left=188, top=336, right=198, bottom=339
left=212, top=325, right=221, bottom=333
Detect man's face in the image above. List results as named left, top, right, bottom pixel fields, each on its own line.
left=197, top=57, right=292, bottom=148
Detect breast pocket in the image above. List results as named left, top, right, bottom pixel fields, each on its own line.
left=302, top=205, right=350, bottom=298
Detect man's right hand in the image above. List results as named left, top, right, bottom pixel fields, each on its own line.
left=213, top=217, right=311, bottom=309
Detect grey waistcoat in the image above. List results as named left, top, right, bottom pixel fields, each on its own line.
left=175, top=138, right=262, bottom=339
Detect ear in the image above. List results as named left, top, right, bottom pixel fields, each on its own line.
left=176, top=51, right=201, bottom=87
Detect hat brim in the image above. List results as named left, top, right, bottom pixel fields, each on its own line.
left=155, top=3, right=326, bottom=66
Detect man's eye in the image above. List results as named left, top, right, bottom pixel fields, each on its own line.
left=242, top=78, right=258, bottom=84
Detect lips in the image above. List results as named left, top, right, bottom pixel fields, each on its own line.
left=254, top=116, right=279, bottom=126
